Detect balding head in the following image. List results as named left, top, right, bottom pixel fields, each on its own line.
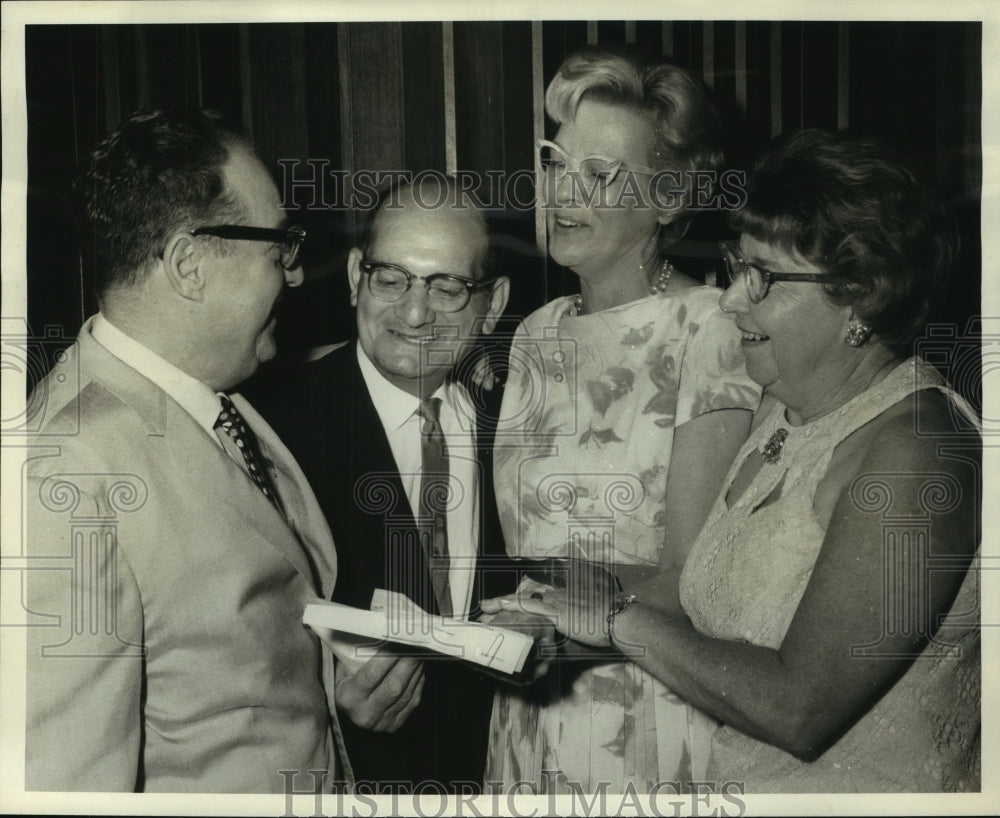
left=347, top=175, right=508, bottom=398
left=362, top=176, right=491, bottom=278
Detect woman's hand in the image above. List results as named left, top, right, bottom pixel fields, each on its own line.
left=480, top=574, right=615, bottom=649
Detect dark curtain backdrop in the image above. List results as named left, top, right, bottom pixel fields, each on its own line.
left=24, top=20, right=982, bottom=403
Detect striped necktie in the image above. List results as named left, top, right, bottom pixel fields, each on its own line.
left=417, top=397, right=452, bottom=616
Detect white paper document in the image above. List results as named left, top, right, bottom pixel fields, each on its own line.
left=303, top=589, right=534, bottom=675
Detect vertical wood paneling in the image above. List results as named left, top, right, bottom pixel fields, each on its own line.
left=453, top=22, right=504, bottom=175
left=198, top=25, right=242, bottom=124
left=662, top=22, right=673, bottom=58
left=597, top=21, right=627, bottom=44
left=633, top=21, right=663, bottom=59
left=780, top=22, right=803, bottom=134
left=741, top=20, right=771, bottom=154
left=532, top=22, right=546, bottom=259
left=498, top=21, right=545, bottom=321
left=499, top=21, right=537, bottom=198
left=712, top=22, right=736, bottom=110
left=702, top=21, right=714, bottom=91
left=401, top=22, right=445, bottom=173
left=837, top=23, right=850, bottom=131
left=191, top=27, right=204, bottom=109
left=238, top=24, right=253, bottom=142
left=961, top=25, right=982, bottom=200
left=769, top=22, right=782, bottom=137
left=22, top=20, right=985, bottom=361
left=735, top=21, right=747, bottom=115
left=302, top=24, right=340, bottom=165
left=338, top=23, right=406, bottom=174
left=801, top=23, right=838, bottom=133
left=135, top=27, right=151, bottom=109
left=101, top=27, right=121, bottom=133
left=336, top=22, right=406, bottom=243
left=244, top=24, right=309, bottom=169
left=443, top=22, right=457, bottom=175
left=26, top=25, right=91, bottom=339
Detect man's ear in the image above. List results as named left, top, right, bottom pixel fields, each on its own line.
left=161, top=233, right=206, bottom=302
left=480, top=276, right=510, bottom=336
left=347, top=247, right=363, bottom=307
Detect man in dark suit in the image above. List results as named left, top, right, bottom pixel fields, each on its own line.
left=260, top=177, right=513, bottom=791
left=22, top=108, right=381, bottom=792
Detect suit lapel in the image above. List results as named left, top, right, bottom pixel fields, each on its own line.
left=234, top=392, right=338, bottom=598
left=76, top=322, right=323, bottom=593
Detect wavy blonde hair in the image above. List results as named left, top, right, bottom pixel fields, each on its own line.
left=545, top=46, right=724, bottom=241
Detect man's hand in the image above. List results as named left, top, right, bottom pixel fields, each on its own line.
left=335, top=647, right=425, bottom=732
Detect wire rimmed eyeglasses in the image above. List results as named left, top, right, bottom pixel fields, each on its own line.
left=359, top=258, right=496, bottom=313
left=720, top=240, right=838, bottom=303
left=192, top=224, right=306, bottom=271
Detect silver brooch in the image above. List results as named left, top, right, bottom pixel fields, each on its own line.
left=762, top=427, right=789, bottom=464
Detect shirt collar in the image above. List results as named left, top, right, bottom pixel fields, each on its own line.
left=91, top=313, right=224, bottom=439
left=355, top=340, right=453, bottom=430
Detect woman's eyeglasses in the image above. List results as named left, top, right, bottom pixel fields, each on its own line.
left=192, top=224, right=306, bottom=271
left=536, top=139, right=658, bottom=191
left=720, top=240, right=838, bottom=303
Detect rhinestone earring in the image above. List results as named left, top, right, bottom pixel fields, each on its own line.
left=846, top=322, right=872, bottom=347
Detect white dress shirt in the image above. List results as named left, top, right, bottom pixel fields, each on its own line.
left=356, top=342, right=480, bottom=619
left=91, top=314, right=223, bottom=436
left=90, top=315, right=257, bottom=479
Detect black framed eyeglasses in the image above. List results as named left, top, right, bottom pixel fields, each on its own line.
left=536, top=138, right=658, bottom=190
left=359, top=259, right=496, bottom=313
left=192, top=224, right=306, bottom=271
left=720, top=240, right=837, bottom=304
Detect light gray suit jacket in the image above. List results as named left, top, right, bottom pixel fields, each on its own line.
left=24, top=318, right=350, bottom=792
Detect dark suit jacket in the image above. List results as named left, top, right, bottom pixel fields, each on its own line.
left=256, top=340, right=516, bottom=791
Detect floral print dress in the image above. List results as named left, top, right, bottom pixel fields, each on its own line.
left=487, top=286, right=760, bottom=792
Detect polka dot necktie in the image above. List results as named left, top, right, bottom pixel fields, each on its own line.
left=215, top=394, right=282, bottom=512
left=417, top=397, right=452, bottom=617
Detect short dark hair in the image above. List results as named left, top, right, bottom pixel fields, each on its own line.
left=74, top=108, right=248, bottom=296
left=730, top=129, right=957, bottom=355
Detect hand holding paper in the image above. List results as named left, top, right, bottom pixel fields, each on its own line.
left=334, top=647, right=425, bottom=733
left=303, top=589, right=534, bottom=676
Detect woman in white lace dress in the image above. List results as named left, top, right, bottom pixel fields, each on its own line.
left=484, top=130, right=980, bottom=792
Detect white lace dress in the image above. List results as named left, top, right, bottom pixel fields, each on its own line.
left=678, top=358, right=980, bottom=792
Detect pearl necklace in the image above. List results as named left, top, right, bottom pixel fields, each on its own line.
left=573, top=257, right=673, bottom=316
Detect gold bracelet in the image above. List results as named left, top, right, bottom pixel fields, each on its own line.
left=606, top=593, right=637, bottom=646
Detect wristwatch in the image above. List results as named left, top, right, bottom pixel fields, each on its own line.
left=606, top=593, right=637, bottom=646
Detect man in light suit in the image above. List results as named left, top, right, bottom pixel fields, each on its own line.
left=23, top=108, right=408, bottom=792
left=257, top=178, right=515, bottom=791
